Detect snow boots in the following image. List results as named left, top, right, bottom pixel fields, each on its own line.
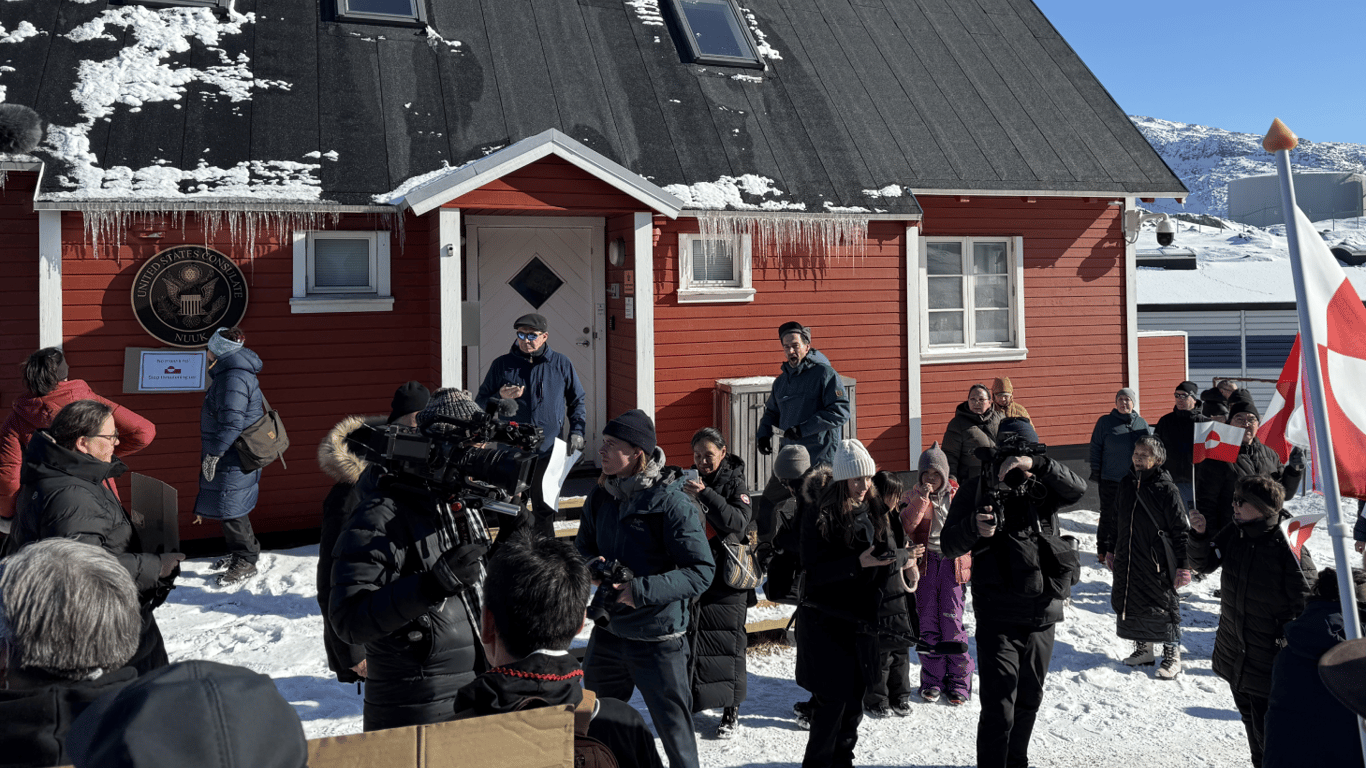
left=217, top=555, right=258, bottom=586
left=716, top=707, right=739, bottom=739
left=1122, top=641, right=1156, bottom=667
left=1156, top=644, right=1182, bottom=680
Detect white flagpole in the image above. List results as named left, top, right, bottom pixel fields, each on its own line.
left=1267, top=120, right=1366, bottom=760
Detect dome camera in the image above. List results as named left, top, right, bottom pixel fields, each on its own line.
left=1156, top=215, right=1176, bottom=247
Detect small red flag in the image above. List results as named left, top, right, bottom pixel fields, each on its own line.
left=1193, top=421, right=1242, bottom=464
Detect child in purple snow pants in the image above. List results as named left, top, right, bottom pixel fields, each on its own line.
left=902, top=442, right=975, bottom=703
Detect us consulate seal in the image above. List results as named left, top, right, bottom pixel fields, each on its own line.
left=131, top=246, right=248, bottom=348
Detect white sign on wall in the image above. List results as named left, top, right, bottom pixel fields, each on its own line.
left=625, top=297, right=635, bottom=320
left=138, top=350, right=207, bottom=391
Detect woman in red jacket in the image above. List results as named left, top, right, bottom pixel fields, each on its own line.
left=0, top=347, right=155, bottom=528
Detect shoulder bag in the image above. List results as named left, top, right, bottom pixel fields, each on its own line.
left=722, top=528, right=764, bottom=590
left=233, top=392, right=290, bottom=473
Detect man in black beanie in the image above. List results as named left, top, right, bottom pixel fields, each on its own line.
left=576, top=409, right=714, bottom=768
left=756, top=320, right=849, bottom=467
left=475, top=312, right=587, bottom=539
left=1195, top=397, right=1303, bottom=536
left=1154, top=380, right=1207, bottom=509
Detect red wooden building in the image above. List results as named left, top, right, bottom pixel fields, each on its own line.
left=0, top=0, right=1187, bottom=537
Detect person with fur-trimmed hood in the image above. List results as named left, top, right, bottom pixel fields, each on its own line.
left=576, top=409, right=714, bottom=768
left=315, top=381, right=430, bottom=685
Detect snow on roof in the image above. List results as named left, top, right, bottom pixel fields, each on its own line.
left=1135, top=214, right=1366, bottom=305
left=36, top=4, right=318, bottom=203
left=664, top=174, right=806, bottom=211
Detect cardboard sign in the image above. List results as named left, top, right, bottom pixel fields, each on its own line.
left=307, top=705, right=573, bottom=768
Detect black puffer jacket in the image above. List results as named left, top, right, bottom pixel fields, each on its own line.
left=942, top=402, right=1001, bottom=484
left=10, top=431, right=160, bottom=597
left=1189, top=509, right=1316, bottom=698
left=1101, top=466, right=1188, bottom=642
left=329, top=475, right=486, bottom=729
left=1263, top=597, right=1366, bottom=768
left=688, top=453, right=751, bottom=712
left=1153, top=407, right=1205, bottom=486
left=316, top=414, right=383, bottom=684
left=1195, top=438, right=1302, bottom=533
left=0, top=667, right=136, bottom=768
left=941, top=454, right=1087, bottom=629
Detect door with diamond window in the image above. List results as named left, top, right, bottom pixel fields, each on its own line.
left=468, top=219, right=605, bottom=462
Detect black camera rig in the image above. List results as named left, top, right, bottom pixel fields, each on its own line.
left=977, top=431, right=1048, bottom=531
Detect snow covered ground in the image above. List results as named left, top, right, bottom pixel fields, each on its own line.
left=156, top=492, right=1350, bottom=767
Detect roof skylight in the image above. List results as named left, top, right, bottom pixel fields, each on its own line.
left=664, top=0, right=765, bottom=70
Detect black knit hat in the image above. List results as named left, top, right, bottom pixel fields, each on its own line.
left=777, top=321, right=811, bottom=343
left=1228, top=398, right=1261, bottom=421
left=514, top=313, right=549, bottom=333
left=998, top=417, right=1039, bottom=444
left=1176, top=381, right=1199, bottom=398
left=1202, top=399, right=1230, bottom=419
left=388, top=380, right=431, bottom=424
left=603, top=409, right=656, bottom=456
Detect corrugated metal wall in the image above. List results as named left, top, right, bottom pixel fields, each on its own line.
left=1139, top=309, right=1297, bottom=409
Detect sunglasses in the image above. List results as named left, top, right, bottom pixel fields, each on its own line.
left=516, top=331, right=543, bottom=341
left=1174, top=392, right=1193, bottom=399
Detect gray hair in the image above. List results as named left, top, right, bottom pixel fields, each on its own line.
left=0, top=539, right=141, bottom=680
left=1135, top=434, right=1167, bottom=466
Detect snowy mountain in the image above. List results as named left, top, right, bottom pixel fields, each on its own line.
left=1131, top=116, right=1366, bottom=217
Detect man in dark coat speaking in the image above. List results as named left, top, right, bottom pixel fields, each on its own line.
left=756, top=321, right=849, bottom=467
left=476, top=313, right=586, bottom=538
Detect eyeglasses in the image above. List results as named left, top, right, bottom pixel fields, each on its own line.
left=516, top=331, right=543, bottom=341
left=969, top=397, right=990, bottom=403
left=87, top=433, right=120, bottom=443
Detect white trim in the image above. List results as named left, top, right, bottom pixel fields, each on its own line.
left=676, top=232, right=754, bottom=303
left=288, top=296, right=395, bottom=313
left=306, top=231, right=380, bottom=294
left=905, top=226, right=922, bottom=464
left=1124, top=199, right=1140, bottom=392
left=918, top=235, right=1025, bottom=358
left=676, top=287, right=756, bottom=303
left=395, top=129, right=684, bottom=218
left=291, top=230, right=393, bottom=313
left=290, top=231, right=307, bottom=299
left=38, top=210, right=62, bottom=349
left=634, top=212, right=656, bottom=418
left=920, top=348, right=1030, bottom=365
left=1137, top=330, right=1188, bottom=338
left=439, top=208, right=462, bottom=388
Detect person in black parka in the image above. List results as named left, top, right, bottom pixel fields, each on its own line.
left=1263, top=567, right=1366, bottom=768
left=1195, top=399, right=1303, bottom=538
left=942, top=384, right=1002, bottom=486
left=863, top=470, right=920, bottom=718
left=9, top=401, right=185, bottom=675
left=1098, top=435, right=1191, bottom=678
left=796, top=439, right=916, bottom=768
left=682, top=428, right=752, bottom=740
left=1188, top=474, right=1316, bottom=768
left=1090, top=388, right=1152, bottom=563
left=329, top=389, right=493, bottom=732
left=1152, top=380, right=1205, bottom=509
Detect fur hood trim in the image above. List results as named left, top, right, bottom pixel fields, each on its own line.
left=800, top=464, right=834, bottom=506
left=317, top=415, right=381, bottom=484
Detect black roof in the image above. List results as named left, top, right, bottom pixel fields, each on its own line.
left=2, top=0, right=1187, bottom=211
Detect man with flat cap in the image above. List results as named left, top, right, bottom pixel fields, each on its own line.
left=756, top=321, right=849, bottom=467
left=476, top=312, right=587, bottom=538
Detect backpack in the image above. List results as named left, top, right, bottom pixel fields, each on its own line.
left=233, top=392, right=290, bottom=472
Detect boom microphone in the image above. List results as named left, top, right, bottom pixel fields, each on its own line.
left=491, top=398, right=518, bottom=417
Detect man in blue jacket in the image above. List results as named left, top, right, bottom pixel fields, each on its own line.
left=475, top=313, right=586, bottom=537
left=576, top=409, right=714, bottom=768
left=756, top=321, right=850, bottom=467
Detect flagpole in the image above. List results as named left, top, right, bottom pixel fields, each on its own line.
left=1267, top=118, right=1366, bottom=643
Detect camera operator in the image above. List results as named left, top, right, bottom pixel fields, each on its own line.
left=576, top=409, right=714, bottom=768
left=330, top=388, right=514, bottom=731
left=941, top=418, right=1085, bottom=768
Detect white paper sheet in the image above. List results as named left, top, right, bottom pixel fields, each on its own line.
left=540, top=438, right=582, bottom=509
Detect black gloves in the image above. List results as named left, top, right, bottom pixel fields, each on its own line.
left=784, top=426, right=802, bottom=440
left=568, top=433, right=585, bottom=454
left=432, top=543, right=489, bottom=595
left=757, top=438, right=773, bottom=456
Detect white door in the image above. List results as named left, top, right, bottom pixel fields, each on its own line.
left=468, top=219, right=605, bottom=463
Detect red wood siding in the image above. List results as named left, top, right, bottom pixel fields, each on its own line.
left=917, top=196, right=1129, bottom=451
left=605, top=213, right=637, bottom=418
left=1138, top=333, right=1188, bottom=416
left=56, top=211, right=439, bottom=539
left=0, top=173, right=39, bottom=408
left=444, top=156, right=648, bottom=215
left=652, top=220, right=913, bottom=471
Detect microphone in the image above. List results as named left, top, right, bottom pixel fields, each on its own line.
left=495, top=398, right=518, bottom=418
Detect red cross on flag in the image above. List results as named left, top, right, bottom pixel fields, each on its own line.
left=1193, top=421, right=1242, bottom=464
left=1280, top=512, right=1324, bottom=564
left=1257, top=205, right=1366, bottom=499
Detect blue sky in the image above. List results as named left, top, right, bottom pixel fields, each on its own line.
left=1035, top=0, right=1366, bottom=146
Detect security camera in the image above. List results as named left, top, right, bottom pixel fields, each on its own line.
left=1156, top=216, right=1176, bottom=247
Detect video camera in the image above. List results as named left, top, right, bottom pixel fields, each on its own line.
left=977, top=431, right=1048, bottom=530
left=585, top=559, right=635, bottom=628
left=353, top=399, right=544, bottom=518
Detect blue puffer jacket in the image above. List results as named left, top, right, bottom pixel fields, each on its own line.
left=575, top=450, right=716, bottom=640
left=195, top=348, right=264, bottom=520
left=475, top=344, right=586, bottom=454
left=1089, top=409, right=1151, bottom=482
left=756, top=349, right=850, bottom=467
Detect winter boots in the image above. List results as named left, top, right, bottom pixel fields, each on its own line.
left=716, top=707, right=739, bottom=739
left=1122, top=641, right=1156, bottom=667
left=793, top=700, right=813, bottom=730
left=1156, top=644, right=1182, bottom=680
left=217, top=555, right=258, bottom=586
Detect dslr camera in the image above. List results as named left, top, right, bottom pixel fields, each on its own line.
left=585, top=559, right=635, bottom=627
left=978, top=431, right=1048, bottom=530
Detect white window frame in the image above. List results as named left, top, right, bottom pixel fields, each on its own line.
left=290, top=231, right=394, bottom=314
left=676, top=233, right=755, bottom=304
left=334, top=0, right=426, bottom=25
left=917, top=235, right=1027, bottom=363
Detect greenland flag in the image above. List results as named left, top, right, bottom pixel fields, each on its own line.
left=1193, top=421, right=1242, bottom=463
left=1257, top=205, right=1366, bottom=499
left=1280, top=512, right=1325, bottom=564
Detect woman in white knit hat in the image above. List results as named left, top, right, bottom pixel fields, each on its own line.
left=794, top=438, right=918, bottom=768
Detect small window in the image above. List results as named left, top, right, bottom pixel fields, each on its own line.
left=677, top=234, right=755, bottom=303
left=334, top=0, right=426, bottom=25
left=291, top=231, right=393, bottom=314
left=920, top=236, right=1026, bottom=362
left=664, top=0, right=765, bottom=70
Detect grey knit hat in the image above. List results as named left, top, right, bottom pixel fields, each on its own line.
left=416, top=387, right=480, bottom=431
left=918, top=441, right=950, bottom=481
left=773, top=444, right=811, bottom=481
left=831, top=438, right=876, bottom=483
left=1116, top=387, right=1138, bottom=403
